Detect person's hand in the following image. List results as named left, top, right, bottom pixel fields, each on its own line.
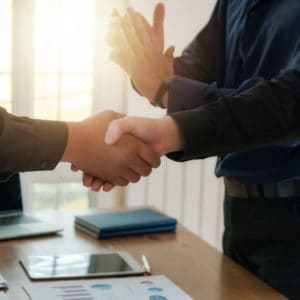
left=62, top=110, right=161, bottom=190
left=104, top=115, right=184, bottom=155
left=70, top=164, right=115, bottom=192
left=70, top=164, right=109, bottom=192
left=107, top=3, right=175, bottom=106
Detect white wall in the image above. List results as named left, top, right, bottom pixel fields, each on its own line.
left=123, top=1, right=224, bottom=250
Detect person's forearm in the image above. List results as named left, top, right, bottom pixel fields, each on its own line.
left=0, top=108, right=67, bottom=173
left=61, top=121, right=79, bottom=163
left=167, top=75, right=267, bottom=114
left=158, top=115, right=185, bottom=154
left=167, top=69, right=300, bottom=161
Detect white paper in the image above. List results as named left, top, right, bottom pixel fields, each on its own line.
left=23, top=275, right=193, bottom=300
left=0, top=292, right=10, bottom=300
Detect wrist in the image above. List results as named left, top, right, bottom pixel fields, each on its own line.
left=161, top=91, right=169, bottom=108
left=151, top=79, right=171, bottom=109
left=159, top=115, right=184, bottom=154
left=61, top=121, right=79, bottom=162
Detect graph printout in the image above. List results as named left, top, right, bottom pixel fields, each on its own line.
left=23, top=275, right=193, bottom=300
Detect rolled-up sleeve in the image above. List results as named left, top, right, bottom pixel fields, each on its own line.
left=0, top=108, right=68, bottom=174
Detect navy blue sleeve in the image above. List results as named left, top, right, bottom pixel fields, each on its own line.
left=167, top=69, right=300, bottom=161
left=174, top=3, right=219, bottom=83
left=167, top=75, right=264, bottom=113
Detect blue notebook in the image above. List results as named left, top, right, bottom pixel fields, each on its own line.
left=75, top=208, right=177, bottom=238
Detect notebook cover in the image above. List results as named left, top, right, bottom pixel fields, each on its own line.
left=75, top=222, right=176, bottom=238
left=75, top=208, right=177, bottom=237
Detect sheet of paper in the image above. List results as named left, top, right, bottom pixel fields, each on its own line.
left=0, top=292, right=10, bottom=300
left=23, top=275, right=193, bottom=300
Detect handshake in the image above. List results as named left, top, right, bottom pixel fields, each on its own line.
left=62, top=110, right=184, bottom=192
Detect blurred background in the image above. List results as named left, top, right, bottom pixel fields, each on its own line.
left=0, top=0, right=224, bottom=249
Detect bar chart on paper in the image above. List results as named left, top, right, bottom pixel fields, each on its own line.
left=23, top=275, right=193, bottom=300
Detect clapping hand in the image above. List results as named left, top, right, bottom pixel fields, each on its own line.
left=106, top=3, right=175, bottom=106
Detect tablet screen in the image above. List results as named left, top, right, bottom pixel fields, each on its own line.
left=20, top=252, right=142, bottom=280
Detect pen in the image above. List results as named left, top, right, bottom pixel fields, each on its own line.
left=0, top=273, right=8, bottom=290
left=141, top=254, right=151, bottom=275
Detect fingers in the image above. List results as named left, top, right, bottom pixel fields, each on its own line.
left=129, top=145, right=160, bottom=178
left=91, top=179, right=103, bottom=192
left=122, top=169, right=141, bottom=183
left=109, top=48, right=130, bottom=73
left=152, top=3, right=165, bottom=50
left=83, top=176, right=93, bottom=187
left=113, top=177, right=129, bottom=187
left=113, top=24, right=138, bottom=74
left=127, top=7, right=155, bottom=52
left=106, top=9, right=122, bottom=46
left=83, top=173, right=97, bottom=187
left=111, top=8, right=120, bottom=18
left=81, top=173, right=104, bottom=192
left=138, top=145, right=161, bottom=168
left=121, top=9, right=145, bottom=56
left=103, top=182, right=115, bottom=192
left=130, top=160, right=152, bottom=177
left=71, top=164, right=79, bottom=172
left=153, top=3, right=165, bottom=33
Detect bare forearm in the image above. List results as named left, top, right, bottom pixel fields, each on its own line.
left=61, top=121, right=79, bottom=162
left=158, top=115, right=184, bottom=154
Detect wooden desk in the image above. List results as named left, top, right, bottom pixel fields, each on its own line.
left=0, top=209, right=286, bottom=300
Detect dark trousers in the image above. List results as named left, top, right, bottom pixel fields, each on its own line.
left=223, top=194, right=300, bottom=300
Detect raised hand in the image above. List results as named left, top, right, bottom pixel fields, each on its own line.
left=62, top=110, right=161, bottom=191
left=106, top=3, right=175, bottom=106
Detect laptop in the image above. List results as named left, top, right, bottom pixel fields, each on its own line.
left=0, top=173, right=63, bottom=240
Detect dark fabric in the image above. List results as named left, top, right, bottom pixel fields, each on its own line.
left=167, top=70, right=300, bottom=164
left=0, top=107, right=68, bottom=176
left=0, top=173, right=21, bottom=206
left=224, top=177, right=300, bottom=198
left=223, top=194, right=300, bottom=299
left=167, top=0, right=300, bottom=183
left=164, top=1, right=300, bottom=298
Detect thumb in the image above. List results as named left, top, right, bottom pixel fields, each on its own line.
left=105, top=120, right=122, bottom=145
left=164, top=45, right=175, bottom=58
left=105, top=117, right=138, bottom=145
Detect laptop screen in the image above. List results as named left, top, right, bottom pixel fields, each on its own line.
left=0, top=173, right=22, bottom=214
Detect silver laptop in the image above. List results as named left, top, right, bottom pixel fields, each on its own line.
left=0, top=173, right=63, bottom=240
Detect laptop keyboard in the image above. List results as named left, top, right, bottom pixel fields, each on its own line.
left=0, top=215, right=38, bottom=225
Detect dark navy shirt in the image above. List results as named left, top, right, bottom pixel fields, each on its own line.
left=169, top=0, right=300, bottom=183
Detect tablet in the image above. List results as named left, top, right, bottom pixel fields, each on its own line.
left=19, top=251, right=145, bottom=280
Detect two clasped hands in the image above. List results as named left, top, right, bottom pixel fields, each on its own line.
left=68, top=4, right=182, bottom=192
left=65, top=110, right=182, bottom=192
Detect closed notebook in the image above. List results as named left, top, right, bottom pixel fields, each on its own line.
left=75, top=208, right=177, bottom=238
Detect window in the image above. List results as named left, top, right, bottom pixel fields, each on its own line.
left=21, top=0, right=95, bottom=210
left=32, top=182, right=89, bottom=210
left=34, top=0, right=94, bottom=121
left=11, top=0, right=127, bottom=211
left=0, top=0, right=12, bottom=112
